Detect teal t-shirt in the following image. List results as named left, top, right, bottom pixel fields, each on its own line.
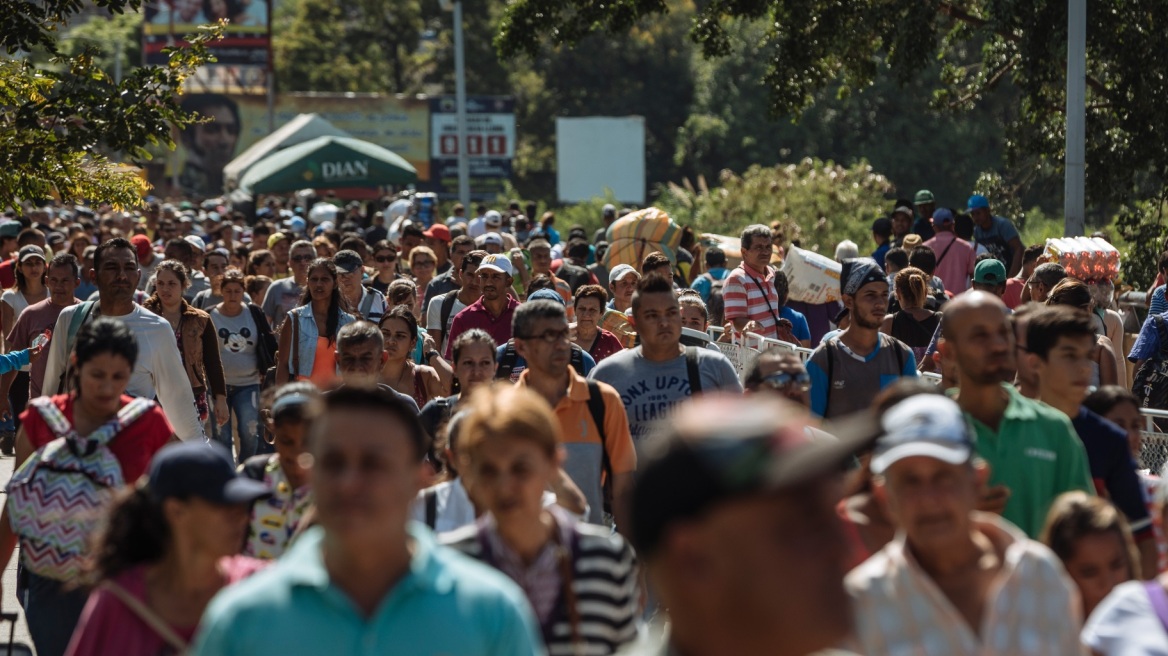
left=192, top=525, right=546, bottom=656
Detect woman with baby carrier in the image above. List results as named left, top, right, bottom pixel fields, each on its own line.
left=0, top=317, right=175, bottom=656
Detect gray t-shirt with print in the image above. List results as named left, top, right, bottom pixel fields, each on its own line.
left=209, top=306, right=259, bottom=386
left=588, top=345, right=742, bottom=442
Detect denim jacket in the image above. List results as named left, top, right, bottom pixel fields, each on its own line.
left=287, top=303, right=356, bottom=379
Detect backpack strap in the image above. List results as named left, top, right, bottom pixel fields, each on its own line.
left=56, top=301, right=96, bottom=394
left=290, top=308, right=301, bottom=377
left=569, top=346, right=585, bottom=376
left=359, top=289, right=376, bottom=319
left=495, top=341, right=519, bottom=380
left=30, top=397, right=76, bottom=441
left=684, top=346, right=703, bottom=395
left=424, top=488, right=438, bottom=530
left=439, top=291, right=459, bottom=344
left=825, top=343, right=835, bottom=414
left=585, top=381, right=611, bottom=489
left=89, top=397, right=155, bottom=447
left=1155, top=316, right=1168, bottom=358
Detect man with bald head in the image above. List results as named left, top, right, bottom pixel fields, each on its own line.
left=940, top=291, right=1093, bottom=537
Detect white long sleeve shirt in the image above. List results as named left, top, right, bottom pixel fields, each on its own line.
left=42, top=304, right=204, bottom=442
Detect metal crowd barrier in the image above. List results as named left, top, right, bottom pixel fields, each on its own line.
left=1140, top=408, right=1168, bottom=473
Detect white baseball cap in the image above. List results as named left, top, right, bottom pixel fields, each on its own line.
left=484, top=210, right=503, bottom=227
left=477, top=253, right=514, bottom=277
left=609, top=264, right=641, bottom=284
left=870, top=395, right=975, bottom=475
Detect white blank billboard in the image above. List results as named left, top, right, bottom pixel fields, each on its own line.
left=556, top=117, right=645, bottom=204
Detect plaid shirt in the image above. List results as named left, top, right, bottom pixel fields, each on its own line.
left=722, top=263, right=780, bottom=339
left=845, top=513, right=1084, bottom=655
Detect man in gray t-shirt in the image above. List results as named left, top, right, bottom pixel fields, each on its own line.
left=588, top=273, right=741, bottom=442
left=261, top=240, right=316, bottom=330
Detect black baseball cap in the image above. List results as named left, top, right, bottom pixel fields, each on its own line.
left=332, top=250, right=364, bottom=274
left=631, top=395, right=876, bottom=557
left=147, top=442, right=271, bottom=505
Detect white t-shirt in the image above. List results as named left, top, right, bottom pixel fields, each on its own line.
left=1082, top=580, right=1168, bottom=655
left=426, top=293, right=466, bottom=355
left=410, top=478, right=558, bottom=534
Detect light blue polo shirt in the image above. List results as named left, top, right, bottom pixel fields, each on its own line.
left=192, top=524, right=546, bottom=656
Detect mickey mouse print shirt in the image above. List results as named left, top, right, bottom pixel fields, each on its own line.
left=209, top=305, right=260, bottom=386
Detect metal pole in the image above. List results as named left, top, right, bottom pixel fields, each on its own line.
left=114, top=39, right=123, bottom=85
left=453, top=1, right=470, bottom=208
left=1064, top=0, right=1086, bottom=237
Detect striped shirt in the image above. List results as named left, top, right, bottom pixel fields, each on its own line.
left=722, top=263, right=780, bottom=339
left=443, top=507, right=641, bottom=656
left=845, top=513, right=1083, bottom=655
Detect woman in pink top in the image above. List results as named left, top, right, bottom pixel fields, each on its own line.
left=65, top=441, right=271, bottom=656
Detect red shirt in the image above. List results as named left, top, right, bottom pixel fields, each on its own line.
left=586, top=328, right=625, bottom=363
left=1002, top=277, right=1026, bottom=309
left=444, top=296, right=520, bottom=360
left=22, top=394, right=175, bottom=483
left=0, top=259, right=14, bottom=290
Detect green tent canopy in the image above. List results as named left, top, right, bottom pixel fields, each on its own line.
left=239, top=135, right=417, bottom=193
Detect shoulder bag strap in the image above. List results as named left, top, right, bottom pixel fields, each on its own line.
left=100, top=580, right=189, bottom=654
left=684, top=346, right=703, bottom=395
left=934, top=236, right=958, bottom=266
left=746, top=273, right=783, bottom=329
left=1145, top=580, right=1168, bottom=633
left=440, top=291, right=459, bottom=343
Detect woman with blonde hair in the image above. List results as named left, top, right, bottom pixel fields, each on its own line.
left=442, top=383, right=639, bottom=655
left=409, top=246, right=438, bottom=313
left=880, top=266, right=940, bottom=362
left=1042, top=491, right=1139, bottom=619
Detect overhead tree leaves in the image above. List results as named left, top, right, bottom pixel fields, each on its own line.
left=0, top=0, right=219, bottom=208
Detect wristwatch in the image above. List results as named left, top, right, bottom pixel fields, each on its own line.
left=425, top=349, right=440, bottom=362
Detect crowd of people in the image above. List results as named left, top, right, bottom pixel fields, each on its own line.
left=0, top=191, right=1167, bottom=655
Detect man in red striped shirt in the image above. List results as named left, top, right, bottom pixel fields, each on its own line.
left=723, top=224, right=782, bottom=339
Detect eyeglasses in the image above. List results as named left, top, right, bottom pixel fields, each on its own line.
left=291, top=255, right=315, bottom=263
left=376, top=255, right=396, bottom=263
left=757, top=371, right=811, bottom=393
left=519, top=328, right=571, bottom=344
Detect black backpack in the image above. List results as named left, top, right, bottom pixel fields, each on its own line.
left=437, top=290, right=460, bottom=348
left=1134, top=315, right=1168, bottom=411
left=495, top=340, right=587, bottom=381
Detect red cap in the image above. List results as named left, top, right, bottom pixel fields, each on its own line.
left=130, top=234, right=153, bottom=261
left=422, top=224, right=451, bottom=243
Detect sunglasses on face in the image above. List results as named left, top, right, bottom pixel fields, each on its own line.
left=376, top=254, right=396, bottom=263
left=291, top=255, right=315, bottom=263
left=757, top=371, right=811, bottom=393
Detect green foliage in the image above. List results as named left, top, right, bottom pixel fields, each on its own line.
left=1115, top=196, right=1168, bottom=291
left=0, top=0, right=220, bottom=208
left=273, top=0, right=425, bottom=93
left=654, top=158, right=893, bottom=254
left=494, top=0, right=1168, bottom=241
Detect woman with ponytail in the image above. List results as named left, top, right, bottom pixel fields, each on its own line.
left=880, top=266, right=941, bottom=362
left=65, top=441, right=270, bottom=656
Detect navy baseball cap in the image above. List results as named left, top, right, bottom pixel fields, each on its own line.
left=147, top=442, right=270, bottom=505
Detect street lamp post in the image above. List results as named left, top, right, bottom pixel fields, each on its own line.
left=1065, top=0, right=1086, bottom=237
left=441, top=0, right=471, bottom=209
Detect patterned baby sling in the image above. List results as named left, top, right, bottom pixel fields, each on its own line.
left=5, top=396, right=155, bottom=582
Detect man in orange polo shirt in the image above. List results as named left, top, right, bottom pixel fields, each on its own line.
left=513, top=297, right=635, bottom=531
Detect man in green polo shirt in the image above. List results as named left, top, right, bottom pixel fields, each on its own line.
left=939, top=291, right=1093, bottom=537
left=192, top=386, right=543, bottom=656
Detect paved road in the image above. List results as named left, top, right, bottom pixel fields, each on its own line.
left=0, top=451, right=35, bottom=652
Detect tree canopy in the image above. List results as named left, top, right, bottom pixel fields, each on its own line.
left=1, top=0, right=218, bottom=208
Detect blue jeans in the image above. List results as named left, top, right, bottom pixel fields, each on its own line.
left=22, top=569, right=89, bottom=656
left=214, top=384, right=262, bottom=462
